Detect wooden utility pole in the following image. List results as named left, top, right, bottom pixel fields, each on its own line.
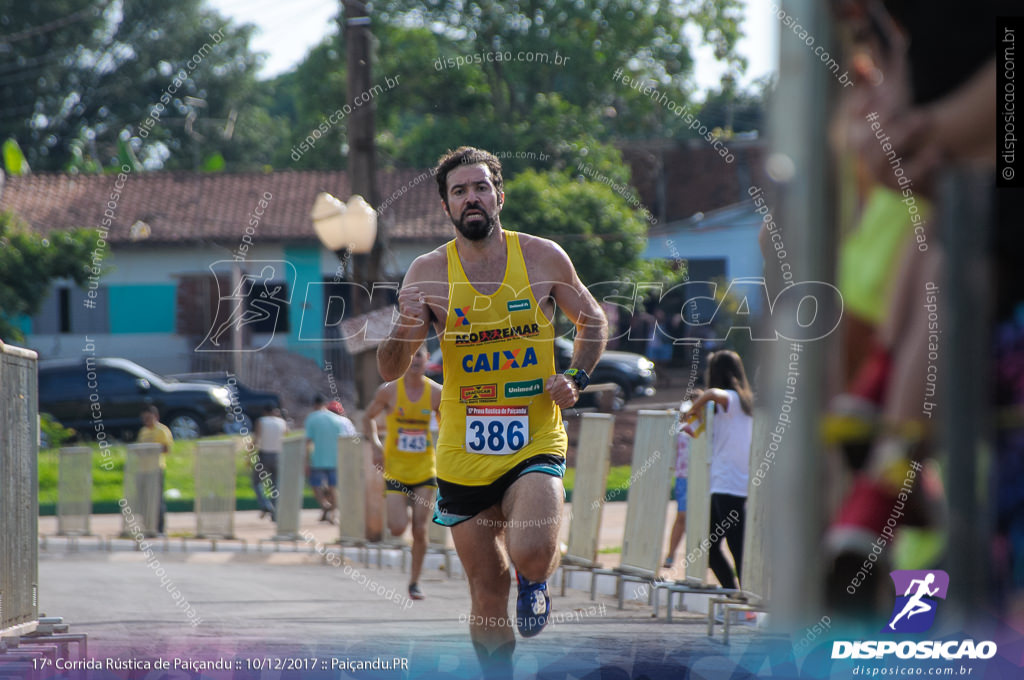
left=344, top=0, right=383, bottom=292
left=343, top=0, right=385, bottom=409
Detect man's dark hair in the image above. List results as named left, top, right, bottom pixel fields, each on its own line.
left=313, top=395, right=326, bottom=406
left=435, top=146, right=503, bottom=206
left=140, top=405, right=159, bottom=416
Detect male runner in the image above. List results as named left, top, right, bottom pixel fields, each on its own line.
left=377, top=147, right=607, bottom=677
left=363, top=343, right=442, bottom=600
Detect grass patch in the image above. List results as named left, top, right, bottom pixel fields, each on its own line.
left=38, top=442, right=639, bottom=514
left=38, top=437, right=322, bottom=515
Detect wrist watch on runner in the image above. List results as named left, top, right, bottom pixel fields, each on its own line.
left=563, top=367, right=591, bottom=392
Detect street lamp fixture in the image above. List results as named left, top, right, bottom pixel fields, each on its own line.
left=310, top=192, right=377, bottom=254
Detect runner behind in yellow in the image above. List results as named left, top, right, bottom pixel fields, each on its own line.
left=384, top=375, right=437, bottom=488
left=364, top=343, right=442, bottom=601
left=436, top=230, right=567, bottom=486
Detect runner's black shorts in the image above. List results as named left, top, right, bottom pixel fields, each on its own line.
left=432, top=454, right=566, bottom=527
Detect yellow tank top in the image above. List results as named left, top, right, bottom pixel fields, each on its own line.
left=437, top=231, right=567, bottom=485
left=383, top=376, right=436, bottom=485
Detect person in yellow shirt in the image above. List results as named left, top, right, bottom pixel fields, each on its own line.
left=363, top=343, right=442, bottom=601
left=377, top=147, right=607, bottom=677
left=137, top=405, right=174, bottom=534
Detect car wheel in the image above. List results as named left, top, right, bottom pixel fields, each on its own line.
left=168, top=411, right=203, bottom=440
left=225, top=413, right=253, bottom=435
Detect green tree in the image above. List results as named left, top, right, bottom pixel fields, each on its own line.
left=501, top=165, right=669, bottom=287
left=372, top=0, right=745, bottom=139
left=0, top=211, right=97, bottom=342
left=0, top=0, right=276, bottom=171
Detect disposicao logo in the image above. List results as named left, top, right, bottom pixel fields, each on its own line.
left=831, top=570, right=997, bottom=661
left=884, top=570, right=948, bottom=634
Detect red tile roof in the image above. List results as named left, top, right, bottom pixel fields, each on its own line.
left=0, top=169, right=451, bottom=244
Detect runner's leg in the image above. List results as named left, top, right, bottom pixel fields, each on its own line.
left=387, top=492, right=410, bottom=537
left=409, top=485, right=434, bottom=586
left=451, top=504, right=514, bottom=662
left=502, top=472, right=563, bottom=581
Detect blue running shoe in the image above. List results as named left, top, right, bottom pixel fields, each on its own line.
left=515, top=570, right=550, bottom=637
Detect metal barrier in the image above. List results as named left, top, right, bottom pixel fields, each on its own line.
left=57, top=447, right=93, bottom=537
left=560, top=413, right=614, bottom=594
left=337, top=435, right=367, bottom=544
left=0, top=342, right=39, bottom=638
left=194, top=440, right=237, bottom=539
left=269, top=436, right=306, bottom=542
left=122, top=443, right=163, bottom=537
left=741, top=411, right=771, bottom=604
left=683, top=403, right=715, bottom=585
left=590, top=410, right=677, bottom=608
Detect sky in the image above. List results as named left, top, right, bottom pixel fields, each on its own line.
left=206, top=0, right=778, bottom=94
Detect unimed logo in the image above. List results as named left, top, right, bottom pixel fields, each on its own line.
left=831, top=570, right=997, bottom=661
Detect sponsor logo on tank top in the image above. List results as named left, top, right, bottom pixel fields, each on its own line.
left=461, top=347, right=538, bottom=373
left=452, top=323, right=540, bottom=346
left=459, top=383, right=499, bottom=403
left=504, top=379, right=543, bottom=398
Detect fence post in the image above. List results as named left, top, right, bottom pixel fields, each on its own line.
left=684, top=404, right=714, bottom=584
left=273, top=436, right=306, bottom=540
left=122, top=443, right=163, bottom=537
left=338, top=435, right=367, bottom=544
left=0, top=341, right=39, bottom=638
left=194, top=439, right=238, bottom=539
left=57, top=446, right=93, bottom=537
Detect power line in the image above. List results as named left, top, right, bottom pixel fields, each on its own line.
left=0, top=2, right=110, bottom=45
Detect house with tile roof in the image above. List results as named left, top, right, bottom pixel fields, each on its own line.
left=0, top=168, right=449, bottom=375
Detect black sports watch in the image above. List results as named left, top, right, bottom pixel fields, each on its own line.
left=563, top=368, right=591, bottom=392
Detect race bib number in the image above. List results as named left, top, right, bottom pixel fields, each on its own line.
left=396, top=429, right=428, bottom=453
left=465, top=406, right=528, bottom=455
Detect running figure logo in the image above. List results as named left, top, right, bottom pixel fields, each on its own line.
left=195, top=261, right=296, bottom=352
left=884, top=570, right=949, bottom=633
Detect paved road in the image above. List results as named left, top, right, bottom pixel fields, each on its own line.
left=35, top=532, right=763, bottom=679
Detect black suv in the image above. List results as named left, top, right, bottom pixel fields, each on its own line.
left=166, top=371, right=281, bottom=434
left=38, top=358, right=232, bottom=441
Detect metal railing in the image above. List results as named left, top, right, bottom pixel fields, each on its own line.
left=194, top=440, right=237, bottom=539
left=122, top=443, right=163, bottom=537
left=0, top=342, right=39, bottom=638
left=57, top=447, right=93, bottom=537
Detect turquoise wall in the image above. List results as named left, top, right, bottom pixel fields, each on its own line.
left=108, top=284, right=176, bottom=333
left=284, top=246, right=323, bottom=364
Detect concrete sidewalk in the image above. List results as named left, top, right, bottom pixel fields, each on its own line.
left=33, top=506, right=761, bottom=679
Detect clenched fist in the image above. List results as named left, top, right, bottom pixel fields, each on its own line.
left=397, top=284, right=431, bottom=328
left=545, top=374, right=580, bottom=408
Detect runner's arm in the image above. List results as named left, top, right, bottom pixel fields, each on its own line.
left=362, top=384, right=392, bottom=451
left=549, top=243, right=607, bottom=373
left=545, top=242, right=607, bottom=407
left=378, top=257, right=435, bottom=381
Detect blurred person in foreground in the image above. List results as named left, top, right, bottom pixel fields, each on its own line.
left=819, top=0, right=1016, bottom=613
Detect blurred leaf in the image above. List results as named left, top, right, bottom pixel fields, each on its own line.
left=3, top=139, right=30, bottom=176
left=200, top=152, right=226, bottom=172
